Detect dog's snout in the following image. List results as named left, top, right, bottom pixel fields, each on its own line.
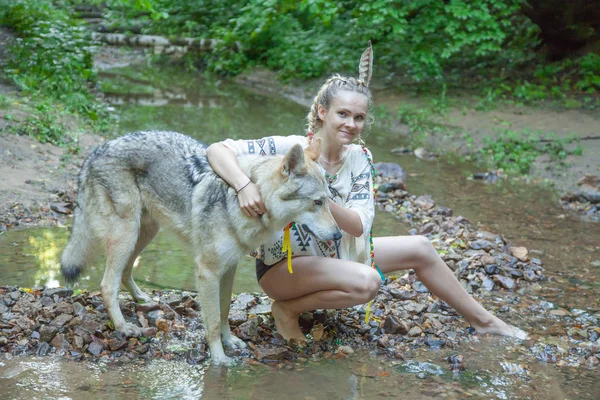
left=332, top=230, right=342, bottom=241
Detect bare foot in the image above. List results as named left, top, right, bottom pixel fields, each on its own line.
left=270, top=301, right=306, bottom=342
left=473, top=316, right=529, bottom=340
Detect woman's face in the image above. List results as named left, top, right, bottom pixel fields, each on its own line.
left=318, top=91, right=368, bottom=146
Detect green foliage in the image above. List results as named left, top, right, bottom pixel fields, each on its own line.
left=1, top=0, right=110, bottom=145
left=479, top=129, right=583, bottom=174
left=92, top=0, right=531, bottom=81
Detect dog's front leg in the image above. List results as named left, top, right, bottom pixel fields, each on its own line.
left=220, top=266, right=247, bottom=350
left=195, top=258, right=234, bottom=366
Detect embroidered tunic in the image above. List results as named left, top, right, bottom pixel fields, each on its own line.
left=222, top=135, right=375, bottom=266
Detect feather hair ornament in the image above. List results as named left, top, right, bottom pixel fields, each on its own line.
left=358, top=40, right=373, bottom=87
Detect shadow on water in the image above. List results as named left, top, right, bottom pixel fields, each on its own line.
left=2, top=64, right=599, bottom=399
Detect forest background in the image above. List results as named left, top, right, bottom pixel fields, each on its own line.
left=0, top=0, right=599, bottom=177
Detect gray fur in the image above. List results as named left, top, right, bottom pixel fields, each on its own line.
left=60, top=130, right=340, bottom=365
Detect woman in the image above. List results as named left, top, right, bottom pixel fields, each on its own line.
left=206, top=43, right=527, bottom=342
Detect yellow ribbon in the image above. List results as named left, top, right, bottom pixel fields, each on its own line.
left=364, top=300, right=372, bottom=323
left=282, top=222, right=293, bottom=274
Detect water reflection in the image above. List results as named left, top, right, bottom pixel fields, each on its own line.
left=0, top=227, right=260, bottom=294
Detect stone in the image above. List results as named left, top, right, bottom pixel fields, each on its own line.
left=253, top=345, right=292, bottom=361
left=494, top=275, right=516, bottom=291
left=35, top=342, right=51, bottom=357
left=389, top=289, right=416, bottom=301
left=87, top=341, right=103, bottom=356
left=38, top=325, right=59, bottom=343
left=50, top=334, right=68, bottom=350
left=50, top=313, right=73, bottom=327
left=415, top=195, right=435, bottom=210
left=54, top=302, right=74, bottom=315
left=236, top=318, right=259, bottom=341
left=413, top=281, right=429, bottom=293
left=374, top=162, right=407, bottom=181
left=481, top=278, right=495, bottom=292
left=382, top=315, right=410, bottom=335
left=469, top=240, right=494, bottom=251
left=43, top=288, right=73, bottom=298
left=408, top=326, right=423, bottom=337
left=228, top=309, right=248, bottom=327
left=510, top=246, right=529, bottom=262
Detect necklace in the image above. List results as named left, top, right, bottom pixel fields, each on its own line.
left=324, top=171, right=338, bottom=185
left=319, top=154, right=343, bottom=165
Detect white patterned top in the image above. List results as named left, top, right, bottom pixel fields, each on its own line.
left=222, top=135, right=375, bottom=266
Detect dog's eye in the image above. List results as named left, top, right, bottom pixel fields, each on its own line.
left=314, top=199, right=323, bottom=206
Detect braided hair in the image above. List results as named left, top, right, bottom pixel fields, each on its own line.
left=306, top=42, right=380, bottom=274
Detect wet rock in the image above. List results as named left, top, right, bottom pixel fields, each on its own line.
left=391, top=147, right=411, bottom=155
left=408, top=326, right=423, bottom=337
left=50, top=202, right=72, bottom=215
left=389, top=289, right=416, bottom=301
left=374, top=162, right=407, bottom=181
left=414, top=148, right=437, bottom=160
left=155, top=318, right=169, bottom=333
left=236, top=318, right=259, bottom=341
left=382, top=315, right=409, bottom=335
left=469, top=240, right=494, bottom=251
left=481, top=278, right=495, bottom=292
left=426, top=336, right=445, bottom=349
left=146, top=310, right=164, bottom=326
left=413, top=281, right=429, bottom=293
left=253, top=345, right=292, bottom=361
left=50, top=333, right=69, bottom=350
left=248, top=303, right=271, bottom=315
left=510, top=246, right=529, bottom=262
left=38, top=325, right=59, bottom=343
left=72, top=302, right=85, bottom=316
left=494, top=275, right=516, bottom=291
left=35, top=342, right=51, bottom=357
left=414, top=195, right=435, bottom=210
left=231, top=293, right=256, bottom=310
left=43, top=288, right=73, bottom=298
left=228, top=309, right=248, bottom=326
left=51, top=313, right=73, bottom=327
left=87, top=341, right=103, bottom=356
left=186, top=348, right=206, bottom=365
left=378, top=180, right=406, bottom=193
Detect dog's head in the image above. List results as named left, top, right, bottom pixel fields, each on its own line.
left=272, top=138, right=342, bottom=241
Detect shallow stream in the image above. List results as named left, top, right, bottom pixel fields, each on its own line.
left=1, top=66, right=599, bottom=399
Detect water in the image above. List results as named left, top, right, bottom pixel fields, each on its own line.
left=1, top=64, right=599, bottom=399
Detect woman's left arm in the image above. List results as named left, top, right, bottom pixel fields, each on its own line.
left=329, top=200, right=363, bottom=237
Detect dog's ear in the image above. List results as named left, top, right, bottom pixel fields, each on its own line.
left=304, top=137, right=322, bottom=162
left=281, top=144, right=306, bottom=178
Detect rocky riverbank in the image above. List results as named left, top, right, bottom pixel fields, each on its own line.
left=2, top=170, right=597, bottom=369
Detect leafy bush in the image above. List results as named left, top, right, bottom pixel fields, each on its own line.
left=1, top=0, right=110, bottom=144
left=480, top=129, right=582, bottom=174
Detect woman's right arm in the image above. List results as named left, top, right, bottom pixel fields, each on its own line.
left=206, top=143, right=266, bottom=217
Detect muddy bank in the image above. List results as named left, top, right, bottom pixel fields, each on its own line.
left=0, top=132, right=104, bottom=232
left=4, top=173, right=597, bottom=369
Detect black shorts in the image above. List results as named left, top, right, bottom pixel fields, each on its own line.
left=256, top=258, right=284, bottom=282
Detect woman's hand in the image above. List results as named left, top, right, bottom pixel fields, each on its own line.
left=238, top=182, right=267, bottom=217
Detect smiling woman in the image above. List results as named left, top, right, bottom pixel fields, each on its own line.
left=206, top=43, right=529, bottom=342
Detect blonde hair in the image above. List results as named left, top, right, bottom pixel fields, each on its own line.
left=306, top=74, right=373, bottom=135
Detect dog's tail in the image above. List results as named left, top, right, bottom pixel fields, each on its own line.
left=60, top=203, right=95, bottom=283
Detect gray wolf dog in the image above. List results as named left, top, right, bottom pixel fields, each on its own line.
left=60, top=131, right=341, bottom=365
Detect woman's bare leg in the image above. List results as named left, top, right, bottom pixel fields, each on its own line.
left=374, top=235, right=527, bottom=338
left=259, top=256, right=381, bottom=341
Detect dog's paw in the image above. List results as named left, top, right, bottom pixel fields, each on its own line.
left=117, top=323, right=148, bottom=337
left=211, top=354, right=236, bottom=367
left=222, top=335, right=247, bottom=350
